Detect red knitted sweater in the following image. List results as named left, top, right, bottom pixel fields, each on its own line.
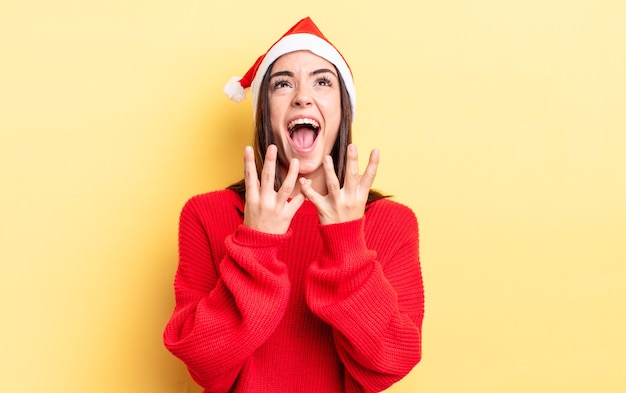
left=163, top=190, right=424, bottom=393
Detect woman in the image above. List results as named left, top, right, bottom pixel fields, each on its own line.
left=163, top=17, right=424, bottom=393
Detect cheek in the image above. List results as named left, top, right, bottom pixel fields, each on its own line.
left=269, top=107, right=284, bottom=135
left=269, top=97, right=289, bottom=121
left=322, top=105, right=342, bottom=136
left=325, top=129, right=340, bottom=150
left=321, top=94, right=342, bottom=122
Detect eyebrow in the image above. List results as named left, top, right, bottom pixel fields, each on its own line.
left=312, top=68, right=338, bottom=78
left=269, top=68, right=338, bottom=79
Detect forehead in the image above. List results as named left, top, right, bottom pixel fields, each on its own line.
left=271, top=50, right=335, bottom=72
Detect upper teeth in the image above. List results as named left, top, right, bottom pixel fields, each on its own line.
left=288, top=118, right=319, bottom=130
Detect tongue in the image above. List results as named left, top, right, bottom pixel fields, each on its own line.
left=291, top=128, right=316, bottom=149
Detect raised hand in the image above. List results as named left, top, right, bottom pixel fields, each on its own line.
left=243, top=145, right=306, bottom=234
left=299, top=144, right=379, bottom=225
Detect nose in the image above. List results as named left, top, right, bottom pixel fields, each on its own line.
left=292, top=85, right=313, bottom=107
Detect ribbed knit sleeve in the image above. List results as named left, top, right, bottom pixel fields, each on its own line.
left=163, top=194, right=292, bottom=393
left=305, top=201, right=424, bottom=393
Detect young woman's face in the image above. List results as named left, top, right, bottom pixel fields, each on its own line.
left=268, top=50, right=341, bottom=178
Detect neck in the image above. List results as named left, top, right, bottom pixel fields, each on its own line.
left=288, top=168, right=328, bottom=198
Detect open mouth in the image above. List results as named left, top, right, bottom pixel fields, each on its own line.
left=288, top=118, right=320, bottom=151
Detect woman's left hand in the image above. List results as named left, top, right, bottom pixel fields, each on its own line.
left=300, top=144, right=379, bottom=225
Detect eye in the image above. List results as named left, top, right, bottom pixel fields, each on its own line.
left=272, top=79, right=291, bottom=90
left=316, top=76, right=333, bottom=87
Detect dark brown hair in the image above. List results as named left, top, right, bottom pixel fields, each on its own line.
left=227, top=58, right=387, bottom=204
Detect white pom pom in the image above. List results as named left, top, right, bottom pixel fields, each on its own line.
left=223, top=76, right=247, bottom=102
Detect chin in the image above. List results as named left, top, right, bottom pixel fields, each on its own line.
left=296, top=159, right=323, bottom=175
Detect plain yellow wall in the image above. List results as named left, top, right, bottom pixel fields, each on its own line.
left=1, top=1, right=625, bottom=392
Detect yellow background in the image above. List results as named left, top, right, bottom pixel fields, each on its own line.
left=1, top=1, right=625, bottom=392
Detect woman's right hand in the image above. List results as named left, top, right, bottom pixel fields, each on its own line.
left=243, top=145, right=305, bottom=234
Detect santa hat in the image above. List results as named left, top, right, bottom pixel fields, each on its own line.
left=223, top=17, right=356, bottom=120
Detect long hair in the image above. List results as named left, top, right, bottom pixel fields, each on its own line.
left=228, top=59, right=386, bottom=204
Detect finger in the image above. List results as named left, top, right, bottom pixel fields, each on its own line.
left=285, top=191, right=306, bottom=215
left=243, top=146, right=260, bottom=201
left=260, top=145, right=277, bottom=194
left=323, top=155, right=341, bottom=196
left=278, top=158, right=300, bottom=201
left=344, top=144, right=360, bottom=193
left=360, top=148, right=380, bottom=191
left=299, top=177, right=324, bottom=206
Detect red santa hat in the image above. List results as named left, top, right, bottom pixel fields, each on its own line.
left=223, top=17, right=356, bottom=120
